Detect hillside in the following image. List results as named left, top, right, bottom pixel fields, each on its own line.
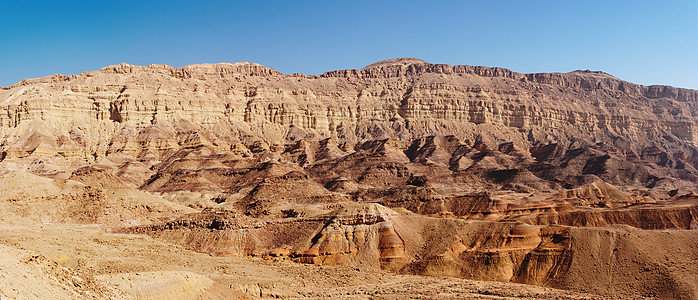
left=0, top=58, right=696, bottom=299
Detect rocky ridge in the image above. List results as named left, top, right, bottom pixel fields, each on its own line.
left=1, top=58, right=697, bottom=299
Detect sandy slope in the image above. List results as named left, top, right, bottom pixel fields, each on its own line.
left=0, top=244, right=126, bottom=299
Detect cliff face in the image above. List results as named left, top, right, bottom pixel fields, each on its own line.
left=2, top=58, right=698, bottom=298
left=1, top=58, right=696, bottom=152
left=2, top=58, right=696, bottom=191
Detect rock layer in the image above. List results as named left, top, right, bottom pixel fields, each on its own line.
left=2, top=58, right=698, bottom=299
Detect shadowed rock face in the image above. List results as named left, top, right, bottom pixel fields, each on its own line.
left=2, top=58, right=698, bottom=299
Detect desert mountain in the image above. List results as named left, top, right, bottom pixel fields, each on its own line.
left=0, top=58, right=696, bottom=299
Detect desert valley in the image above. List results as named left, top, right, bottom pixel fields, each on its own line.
left=0, top=58, right=696, bottom=299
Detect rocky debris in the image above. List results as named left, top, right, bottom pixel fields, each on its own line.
left=0, top=244, right=126, bottom=299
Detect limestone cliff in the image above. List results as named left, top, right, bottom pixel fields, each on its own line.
left=1, top=59, right=696, bottom=164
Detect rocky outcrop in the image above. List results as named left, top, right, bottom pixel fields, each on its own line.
left=406, top=223, right=573, bottom=285
left=294, top=203, right=408, bottom=271
left=3, top=58, right=698, bottom=299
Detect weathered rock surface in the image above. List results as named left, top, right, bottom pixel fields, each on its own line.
left=2, top=58, right=698, bottom=299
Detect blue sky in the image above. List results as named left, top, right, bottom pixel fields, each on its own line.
left=1, top=1, right=697, bottom=89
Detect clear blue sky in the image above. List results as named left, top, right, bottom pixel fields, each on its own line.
left=1, top=1, right=697, bottom=89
